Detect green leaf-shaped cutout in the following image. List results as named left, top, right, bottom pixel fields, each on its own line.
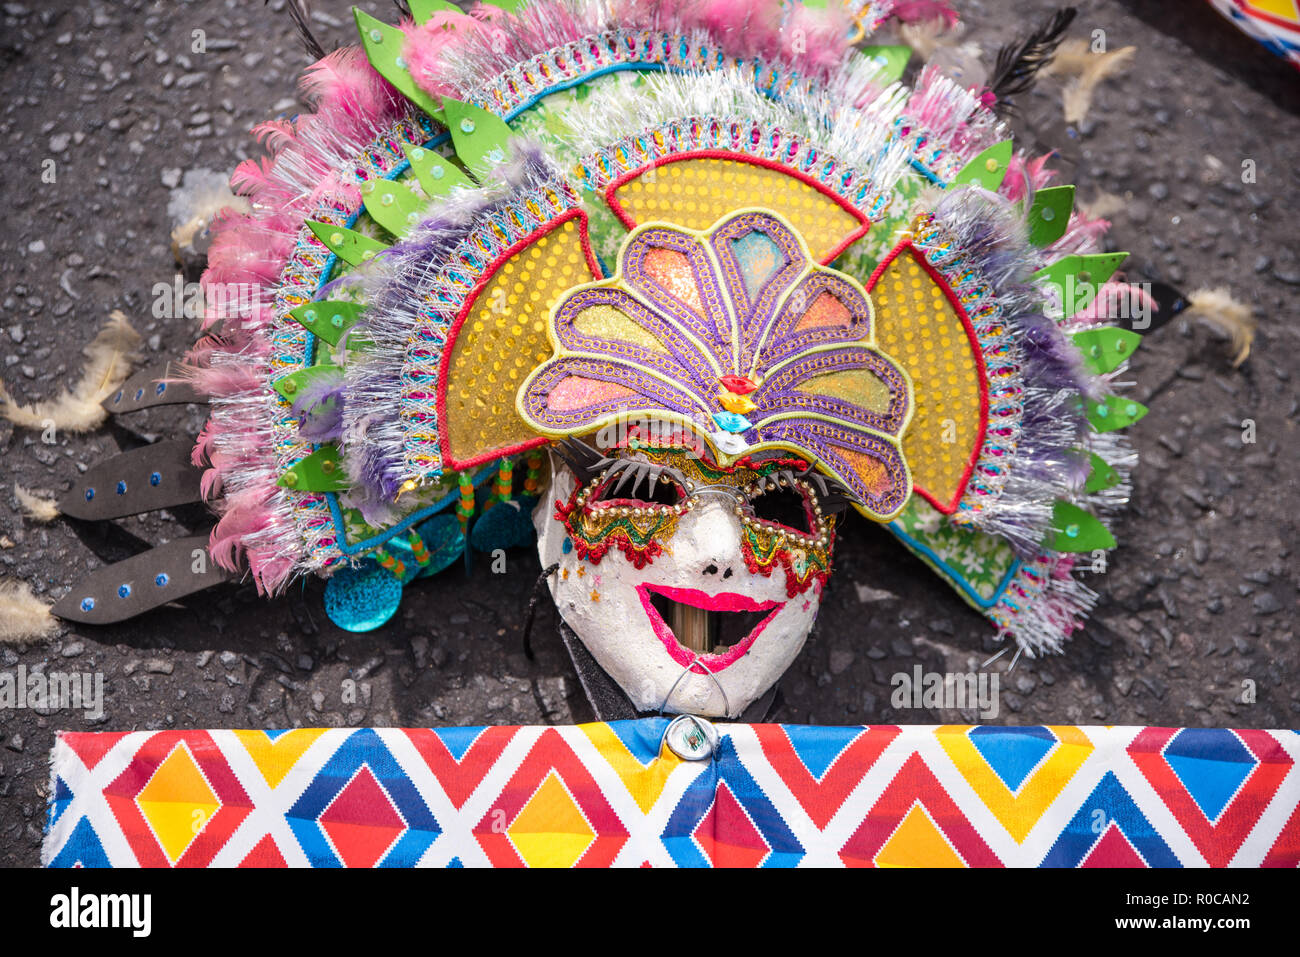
left=952, top=141, right=1014, bottom=191
left=305, top=221, right=389, bottom=267
left=288, top=300, right=364, bottom=347
left=1084, top=452, right=1121, bottom=494
left=1086, top=397, right=1149, bottom=432
left=273, top=364, right=342, bottom=403
left=858, top=45, right=911, bottom=85
left=443, top=97, right=513, bottom=179
left=278, top=445, right=349, bottom=492
left=1047, top=501, right=1115, bottom=552
left=1073, top=326, right=1142, bottom=374
left=1033, top=252, right=1129, bottom=316
left=481, top=0, right=524, bottom=9
left=403, top=142, right=473, bottom=199
left=409, top=0, right=461, bottom=22
left=1027, top=185, right=1075, bottom=247
left=354, top=8, right=444, bottom=121
left=361, top=177, right=425, bottom=238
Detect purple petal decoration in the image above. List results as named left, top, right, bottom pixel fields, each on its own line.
left=519, top=209, right=915, bottom=520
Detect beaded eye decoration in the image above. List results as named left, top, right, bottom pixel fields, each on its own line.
left=557, top=440, right=842, bottom=595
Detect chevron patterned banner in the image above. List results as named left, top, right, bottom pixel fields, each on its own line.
left=43, top=723, right=1300, bottom=868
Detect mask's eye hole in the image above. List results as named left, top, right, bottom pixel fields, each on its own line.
left=750, top=482, right=815, bottom=535
left=588, top=471, right=684, bottom=509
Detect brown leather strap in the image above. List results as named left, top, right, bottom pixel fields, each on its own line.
left=51, top=535, right=232, bottom=624
left=58, top=439, right=205, bottom=520
left=101, top=361, right=202, bottom=413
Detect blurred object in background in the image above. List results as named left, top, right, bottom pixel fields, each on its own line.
left=168, top=167, right=249, bottom=278
left=1206, top=0, right=1300, bottom=69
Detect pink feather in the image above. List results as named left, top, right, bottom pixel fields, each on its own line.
left=252, top=118, right=298, bottom=152
left=1070, top=280, right=1155, bottom=324
left=781, top=4, right=853, bottom=73
left=889, top=1, right=959, bottom=28
left=1002, top=152, right=1058, bottom=202
left=200, top=467, right=223, bottom=500
left=192, top=420, right=217, bottom=467
left=403, top=12, right=491, bottom=99
left=250, top=551, right=296, bottom=595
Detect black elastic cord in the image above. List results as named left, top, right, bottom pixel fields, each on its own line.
left=521, top=562, right=560, bottom=661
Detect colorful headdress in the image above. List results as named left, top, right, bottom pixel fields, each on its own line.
left=49, top=0, right=1152, bottom=666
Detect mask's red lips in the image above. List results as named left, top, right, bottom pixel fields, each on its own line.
left=636, top=584, right=784, bottom=673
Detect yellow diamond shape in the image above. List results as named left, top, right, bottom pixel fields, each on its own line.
left=507, top=771, right=595, bottom=868
left=875, top=804, right=966, bottom=868
left=233, top=729, right=325, bottom=788
left=136, top=743, right=221, bottom=865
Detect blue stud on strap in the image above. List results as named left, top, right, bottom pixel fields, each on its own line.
left=116, top=481, right=127, bottom=495
left=155, top=573, right=169, bottom=587
left=85, top=488, right=95, bottom=501
left=80, top=597, right=95, bottom=612
left=117, top=584, right=131, bottom=598
left=150, top=472, right=161, bottom=486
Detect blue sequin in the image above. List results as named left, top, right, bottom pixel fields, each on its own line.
left=155, top=382, right=167, bottom=395
left=84, top=488, right=95, bottom=501
left=712, top=411, right=753, bottom=433
left=80, top=597, right=95, bottom=612
left=155, top=573, right=169, bottom=587
left=562, top=537, right=573, bottom=555
left=116, top=480, right=127, bottom=495
left=117, top=584, right=131, bottom=598
left=323, top=560, right=403, bottom=633
left=150, top=471, right=161, bottom=486
left=134, top=388, right=144, bottom=401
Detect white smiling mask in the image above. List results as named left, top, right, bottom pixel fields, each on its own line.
left=534, top=444, right=839, bottom=718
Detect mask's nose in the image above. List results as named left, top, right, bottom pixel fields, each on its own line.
left=683, top=493, right=744, bottom=581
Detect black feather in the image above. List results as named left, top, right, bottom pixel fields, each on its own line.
left=392, top=0, right=412, bottom=18
left=267, top=0, right=328, bottom=62
left=988, top=6, right=1078, bottom=114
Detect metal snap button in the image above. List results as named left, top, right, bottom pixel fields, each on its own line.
left=663, top=714, right=719, bottom=761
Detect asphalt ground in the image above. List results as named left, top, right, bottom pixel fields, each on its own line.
left=0, top=0, right=1297, bottom=866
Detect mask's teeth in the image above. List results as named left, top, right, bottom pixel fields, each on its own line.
left=669, top=602, right=710, bottom=654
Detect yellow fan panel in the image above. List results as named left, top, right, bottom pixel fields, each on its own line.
left=573, top=304, right=670, bottom=354
left=444, top=217, right=590, bottom=463
left=795, top=367, right=892, bottom=414
left=611, top=157, right=864, bottom=263
left=871, top=249, right=983, bottom=509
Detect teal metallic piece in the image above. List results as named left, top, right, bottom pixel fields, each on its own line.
left=470, top=497, right=538, bottom=552
left=323, top=559, right=403, bottom=633
left=413, top=514, right=467, bottom=577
